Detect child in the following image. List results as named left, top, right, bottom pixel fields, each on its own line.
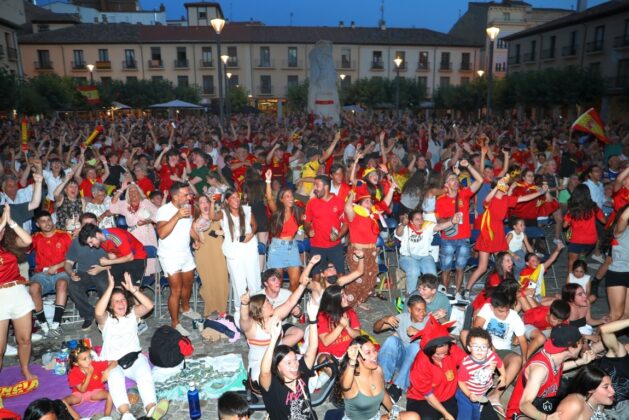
left=506, top=218, right=534, bottom=279
left=408, top=274, right=451, bottom=323
left=63, top=343, right=116, bottom=418
left=373, top=295, right=429, bottom=400
left=456, top=328, right=507, bottom=420
left=567, top=260, right=596, bottom=303
left=518, top=243, right=565, bottom=310
left=218, top=391, right=250, bottom=419
left=522, top=299, right=571, bottom=357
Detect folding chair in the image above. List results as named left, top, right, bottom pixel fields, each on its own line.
left=525, top=226, right=559, bottom=290
left=140, top=245, right=160, bottom=317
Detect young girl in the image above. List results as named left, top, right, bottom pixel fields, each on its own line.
left=506, top=218, right=533, bottom=279
left=561, top=284, right=608, bottom=353
left=567, top=260, right=596, bottom=303
left=63, top=343, right=115, bottom=417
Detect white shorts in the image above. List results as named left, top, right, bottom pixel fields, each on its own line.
left=524, top=324, right=551, bottom=340
left=158, top=252, right=196, bottom=277
left=0, top=285, right=35, bottom=321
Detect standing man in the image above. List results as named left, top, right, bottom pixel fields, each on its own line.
left=156, top=182, right=200, bottom=336
left=29, top=211, right=72, bottom=337
left=304, top=175, right=346, bottom=275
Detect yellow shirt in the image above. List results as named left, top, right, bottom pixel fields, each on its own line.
left=299, top=160, right=321, bottom=194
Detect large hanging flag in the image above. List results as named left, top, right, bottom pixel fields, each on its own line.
left=571, top=108, right=608, bottom=143
left=77, top=86, right=100, bottom=105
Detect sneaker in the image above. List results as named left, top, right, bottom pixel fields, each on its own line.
left=591, top=254, right=605, bottom=264
left=121, top=412, right=136, bottom=420
left=181, top=309, right=202, bottom=320
left=31, top=332, right=43, bottom=342
left=395, top=296, right=404, bottom=314
left=5, top=344, right=17, bottom=356
left=175, top=323, right=190, bottom=337
left=148, top=399, right=169, bottom=420
left=455, top=292, right=463, bottom=301
left=81, top=319, right=93, bottom=331
left=39, top=322, right=50, bottom=336
left=461, top=289, right=470, bottom=301
left=387, top=383, right=402, bottom=403
left=137, top=320, right=148, bottom=335
left=48, top=322, right=62, bottom=338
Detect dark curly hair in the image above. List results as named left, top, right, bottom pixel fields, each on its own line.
left=566, top=184, right=598, bottom=221
left=106, top=287, right=134, bottom=320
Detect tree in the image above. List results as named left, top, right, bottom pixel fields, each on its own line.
left=0, top=69, right=19, bottom=112
left=227, top=85, right=248, bottom=113
left=287, top=79, right=308, bottom=112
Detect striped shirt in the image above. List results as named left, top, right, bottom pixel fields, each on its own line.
left=457, top=351, right=503, bottom=396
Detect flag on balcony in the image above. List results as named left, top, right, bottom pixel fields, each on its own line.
left=77, top=86, right=100, bottom=105
left=571, top=108, right=608, bottom=143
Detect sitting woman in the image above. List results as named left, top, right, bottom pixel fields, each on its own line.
left=562, top=283, right=608, bottom=353
left=259, top=298, right=319, bottom=420
left=53, top=158, right=85, bottom=233
left=598, top=318, right=629, bottom=415
left=94, top=272, right=168, bottom=420
left=307, top=251, right=364, bottom=305
left=84, top=183, right=115, bottom=229
left=555, top=365, right=615, bottom=420
left=317, top=285, right=361, bottom=361
left=339, top=336, right=419, bottom=420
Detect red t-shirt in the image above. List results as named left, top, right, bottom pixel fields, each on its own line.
left=613, top=187, right=629, bottom=211
left=458, top=351, right=504, bottom=396
left=317, top=309, right=360, bottom=358
left=136, top=177, right=155, bottom=196
left=335, top=183, right=351, bottom=203
left=407, top=344, right=466, bottom=401
left=435, top=187, right=474, bottom=240
left=472, top=273, right=502, bottom=311
left=79, top=177, right=103, bottom=199
left=230, top=155, right=257, bottom=189
left=268, top=153, right=291, bottom=180
left=101, top=228, right=147, bottom=260
left=158, top=162, right=185, bottom=193
left=305, top=195, right=344, bottom=248
left=0, top=248, right=24, bottom=285
left=67, top=361, right=109, bottom=392
left=564, top=208, right=605, bottom=245
left=31, top=231, right=72, bottom=272
left=348, top=210, right=380, bottom=245
left=523, top=305, right=551, bottom=330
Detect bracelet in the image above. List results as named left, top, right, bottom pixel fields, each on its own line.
left=348, top=361, right=357, bottom=367
left=8, top=222, right=17, bottom=229
left=308, top=320, right=317, bottom=325
left=265, top=180, right=272, bottom=184
left=241, top=303, right=249, bottom=306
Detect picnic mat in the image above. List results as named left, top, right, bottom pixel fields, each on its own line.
left=1, top=365, right=134, bottom=417
left=155, top=354, right=246, bottom=401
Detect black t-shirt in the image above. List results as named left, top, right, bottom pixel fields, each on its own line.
left=261, top=358, right=316, bottom=420
left=105, top=164, right=126, bottom=188
left=598, top=354, right=629, bottom=407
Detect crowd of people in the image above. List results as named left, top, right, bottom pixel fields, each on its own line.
left=0, top=111, right=627, bottom=420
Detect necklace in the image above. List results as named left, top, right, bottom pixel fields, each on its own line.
left=371, top=383, right=376, bottom=390
left=585, top=397, right=606, bottom=420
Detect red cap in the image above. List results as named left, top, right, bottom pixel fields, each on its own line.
left=410, top=314, right=456, bottom=349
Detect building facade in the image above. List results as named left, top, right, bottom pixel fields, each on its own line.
left=0, top=0, right=27, bottom=75
left=41, top=1, right=167, bottom=25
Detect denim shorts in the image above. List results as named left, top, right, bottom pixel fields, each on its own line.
left=439, top=238, right=471, bottom=271
left=267, top=238, right=301, bottom=269
left=30, top=271, right=70, bottom=295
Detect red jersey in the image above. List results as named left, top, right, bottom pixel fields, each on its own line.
left=408, top=344, right=466, bottom=401
left=0, top=247, right=24, bottom=285
left=472, top=273, right=502, bottom=311
left=101, top=228, right=147, bottom=260
left=79, top=177, right=103, bottom=199
left=158, top=162, right=185, bottom=193
left=613, top=187, right=629, bottom=211
left=332, top=183, right=351, bottom=203
left=31, top=230, right=72, bottom=272
left=475, top=194, right=517, bottom=253
left=230, top=155, right=257, bottom=190
left=523, top=306, right=552, bottom=330
left=348, top=209, right=380, bottom=245
left=317, top=309, right=360, bottom=358
left=305, top=194, right=344, bottom=248
left=136, top=177, right=155, bottom=196
left=564, top=208, right=605, bottom=245
left=435, top=187, right=474, bottom=240
left=67, top=361, right=109, bottom=392
left=458, top=351, right=503, bottom=396
left=268, top=153, right=291, bottom=180
left=507, top=350, right=563, bottom=418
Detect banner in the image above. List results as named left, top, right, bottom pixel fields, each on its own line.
left=571, top=108, right=608, bottom=143
left=77, top=86, right=100, bottom=105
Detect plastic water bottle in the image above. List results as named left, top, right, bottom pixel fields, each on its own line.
left=390, top=405, right=401, bottom=420
left=187, top=382, right=201, bottom=420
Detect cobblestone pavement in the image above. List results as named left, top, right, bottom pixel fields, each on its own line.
left=4, top=231, right=614, bottom=419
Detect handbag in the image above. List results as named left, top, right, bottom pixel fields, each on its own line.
left=118, top=351, right=141, bottom=369
left=442, top=192, right=459, bottom=238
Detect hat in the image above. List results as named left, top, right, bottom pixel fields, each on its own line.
left=362, top=167, right=377, bottom=178
left=544, top=325, right=582, bottom=354
left=353, top=183, right=372, bottom=203
left=410, top=314, right=456, bottom=349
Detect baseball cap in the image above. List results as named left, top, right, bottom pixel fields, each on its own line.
left=544, top=325, right=582, bottom=354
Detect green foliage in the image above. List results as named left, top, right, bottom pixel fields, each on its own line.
left=227, top=85, right=248, bottom=113
left=434, top=79, right=486, bottom=112
left=287, top=79, right=309, bottom=112
left=0, top=69, right=19, bottom=112
left=343, top=77, right=427, bottom=109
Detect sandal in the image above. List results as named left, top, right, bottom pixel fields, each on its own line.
left=491, top=402, right=506, bottom=418
left=148, top=399, right=169, bottom=420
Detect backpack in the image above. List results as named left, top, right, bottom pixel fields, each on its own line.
left=149, top=325, right=194, bottom=368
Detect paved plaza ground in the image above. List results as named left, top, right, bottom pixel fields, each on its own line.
left=4, top=225, right=615, bottom=419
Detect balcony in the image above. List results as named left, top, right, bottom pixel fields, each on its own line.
left=34, top=60, right=53, bottom=70
left=613, top=34, right=629, bottom=49
left=7, top=47, right=17, bottom=61
left=255, top=59, right=275, bottom=69
left=561, top=45, right=578, bottom=57
left=282, top=59, right=303, bottom=69
left=256, top=85, right=274, bottom=96
left=122, top=60, right=137, bottom=70
left=523, top=52, right=536, bottom=62
left=148, top=59, right=163, bottom=69
left=604, top=77, right=629, bottom=91
left=460, top=62, right=472, bottom=71
left=174, top=59, right=189, bottom=68
left=416, top=61, right=430, bottom=72
left=71, top=61, right=86, bottom=70
left=202, top=86, right=215, bottom=95
left=395, top=62, right=407, bottom=71
left=586, top=40, right=604, bottom=53
left=226, top=57, right=239, bottom=68
left=540, top=49, right=555, bottom=60
left=507, top=55, right=520, bottom=65
left=439, top=61, right=452, bottom=71
left=95, top=60, right=111, bottom=70
left=371, top=59, right=384, bottom=70
left=200, top=60, right=214, bottom=68
left=336, top=59, right=356, bottom=69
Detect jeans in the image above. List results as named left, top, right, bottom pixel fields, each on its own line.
left=399, top=255, right=437, bottom=295
left=30, top=272, right=71, bottom=295
left=512, top=249, right=526, bottom=280
left=377, top=335, right=420, bottom=390
left=455, top=388, right=481, bottom=420
left=439, top=238, right=471, bottom=271
left=67, top=270, right=109, bottom=321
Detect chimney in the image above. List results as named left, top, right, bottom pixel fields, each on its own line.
left=339, top=20, right=344, bottom=28
left=351, top=21, right=356, bottom=28
left=577, top=0, right=587, bottom=12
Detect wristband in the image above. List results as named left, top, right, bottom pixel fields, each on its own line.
left=308, top=320, right=317, bottom=325
left=265, top=180, right=272, bottom=184
left=241, top=302, right=249, bottom=306
left=8, top=222, right=17, bottom=229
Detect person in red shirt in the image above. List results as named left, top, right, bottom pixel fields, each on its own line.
left=230, top=146, right=257, bottom=191
left=132, top=163, right=155, bottom=197
left=317, top=285, right=361, bottom=359
left=329, top=163, right=351, bottom=203
left=78, top=224, right=147, bottom=285
left=523, top=299, right=571, bottom=356
left=154, top=147, right=186, bottom=193
left=435, top=160, right=484, bottom=299
left=63, top=343, right=115, bottom=417
left=77, top=156, right=109, bottom=199
left=265, top=143, right=295, bottom=184
left=29, top=211, right=72, bottom=337
left=510, top=169, right=560, bottom=235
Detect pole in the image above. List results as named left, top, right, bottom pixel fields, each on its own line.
left=395, top=66, right=400, bottom=115
left=487, top=39, right=494, bottom=120
left=225, top=72, right=230, bottom=117
left=216, top=37, right=224, bottom=127
left=90, top=70, right=94, bottom=85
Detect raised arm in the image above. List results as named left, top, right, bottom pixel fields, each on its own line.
left=264, top=169, right=277, bottom=213
left=274, top=276, right=309, bottom=320
left=344, top=190, right=356, bottom=222
left=320, top=131, right=341, bottom=162
left=28, top=173, right=43, bottom=211
left=95, top=270, right=115, bottom=327
left=259, top=316, right=283, bottom=391
left=460, top=159, right=483, bottom=193
left=121, top=273, right=153, bottom=317
left=302, top=298, right=319, bottom=369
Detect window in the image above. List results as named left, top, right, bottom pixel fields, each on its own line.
left=287, top=47, right=298, bottom=67
left=570, top=30, right=578, bottom=48
left=497, top=38, right=508, bottom=49
left=198, top=10, right=207, bottom=19
left=98, top=49, right=109, bottom=62
left=177, top=76, right=189, bottom=87
left=440, top=52, right=450, bottom=70
left=176, top=47, right=188, bottom=67
left=151, top=47, right=161, bottom=61
left=515, top=43, right=521, bottom=60
left=37, top=24, right=49, bottom=32
left=202, top=75, right=214, bottom=94
left=617, top=59, right=629, bottom=87
left=260, top=75, right=272, bottom=94
left=201, top=47, right=212, bottom=66
left=461, top=77, right=470, bottom=85
left=395, top=51, right=406, bottom=69
left=259, top=46, right=271, bottom=67
left=496, top=62, right=506, bottom=72
left=418, top=51, right=429, bottom=70
left=229, top=75, right=239, bottom=89
left=530, top=40, right=536, bottom=57
left=503, top=12, right=510, bottom=21
left=287, top=75, right=299, bottom=89
left=126, top=76, right=138, bottom=83
left=227, top=46, right=238, bottom=66
left=72, top=50, right=85, bottom=68
left=151, top=76, right=163, bottom=82
left=461, top=52, right=471, bottom=70
left=124, top=49, right=136, bottom=68
left=372, top=51, right=383, bottom=69
left=439, top=76, right=450, bottom=87
left=549, top=36, right=556, bottom=58
left=593, top=25, right=605, bottom=50
left=341, top=48, right=352, bottom=68
left=37, top=50, right=51, bottom=68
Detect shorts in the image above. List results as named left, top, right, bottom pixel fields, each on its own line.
left=267, top=238, right=301, bottom=269
left=0, top=284, right=35, bottom=320
left=524, top=324, right=550, bottom=340
left=30, top=272, right=70, bottom=295
left=71, top=388, right=103, bottom=403
left=439, top=238, right=471, bottom=271
left=606, top=270, right=629, bottom=288
left=567, top=243, right=595, bottom=255
left=310, top=244, right=345, bottom=275
left=496, top=349, right=517, bottom=361
left=159, top=252, right=196, bottom=276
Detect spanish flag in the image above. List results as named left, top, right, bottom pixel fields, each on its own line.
left=77, top=86, right=101, bottom=105
left=571, top=108, right=608, bottom=143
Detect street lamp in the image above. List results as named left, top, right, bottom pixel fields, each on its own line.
left=476, top=69, right=485, bottom=78
left=339, top=74, right=346, bottom=80
left=86, top=63, right=95, bottom=85
left=393, top=56, right=403, bottom=115
left=226, top=72, right=232, bottom=116
left=485, top=25, right=500, bottom=119
left=210, top=18, right=226, bottom=126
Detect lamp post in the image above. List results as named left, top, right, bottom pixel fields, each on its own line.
left=86, top=63, right=94, bottom=85
left=476, top=69, right=485, bottom=78
left=485, top=26, right=500, bottom=120
left=226, top=72, right=232, bottom=117
left=210, top=18, right=226, bottom=126
left=393, top=56, right=403, bottom=115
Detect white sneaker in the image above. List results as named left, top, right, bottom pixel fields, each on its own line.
left=48, top=322, right=62, bottom=338
left=591, top=254, right=605, bottom=264
left=39, top=322, right=50, bottom=336
left=181, top=309, right=202, bottom=320
left=137, top=320, right=148, bottom=335
left=5, top=344, right=17, bottom=356
left=121, top=412, right=136, bottom=420
left=31, top=332, right=44, bottom=342
left=175, top=323, right=190, bottom=337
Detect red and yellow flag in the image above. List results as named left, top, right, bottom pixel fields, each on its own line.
left=77, top=86, right=100, bottom=105
left=571, top=108, right=608, bottom=143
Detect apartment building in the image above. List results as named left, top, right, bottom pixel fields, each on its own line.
left=0, top=0, right=27, bottom=75
left=503, top=0, right=629, bottom=119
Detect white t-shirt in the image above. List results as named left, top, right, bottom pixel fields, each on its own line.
left=343, top=143, right=356, bottom=164
left=477, top=303, right=525, bottom=350
left=156, top=202, right=193, bottom=257
left=258, top=288, right=291, bottom=309
left=568, top=272, right=591, bottom=291
left=395, top=222, right=435, bottom=257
